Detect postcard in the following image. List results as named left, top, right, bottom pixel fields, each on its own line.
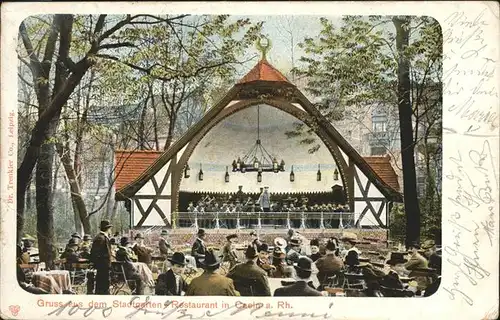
left=1, top=1, right=498, bottom=320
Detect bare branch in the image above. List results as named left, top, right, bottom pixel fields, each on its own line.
left=98, top=42, right=136, bottom=50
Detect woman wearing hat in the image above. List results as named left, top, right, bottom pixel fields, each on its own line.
left=191, top=229, right=207, bottom=268
left=222, top=234, right=239, bottom=269
left=308, top=239, right=322, bottom=262
left=274, top=257, right=323, bottom=296
left=185, top=249, right=239, bottom=296
left=226, top=246, right=271, bottom=296
left=270, top=247, right=288, bottom=278
left=156, top=252, right=188, bottom=296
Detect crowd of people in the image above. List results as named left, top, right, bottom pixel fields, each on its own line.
left=17, top=220, right=441, bottom=297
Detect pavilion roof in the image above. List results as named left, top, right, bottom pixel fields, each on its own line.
left=114, top=150, right=163, bottom=190
left=238, top=58, right=291, bottom=84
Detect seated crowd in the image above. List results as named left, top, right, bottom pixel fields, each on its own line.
left=17, top=220, right=441, bottom=297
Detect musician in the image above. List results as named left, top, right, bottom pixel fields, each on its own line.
left=158, top=230, right=171, bottom=259
left=132, top=233, right=153, bottom=267
left=308, top=239, right=322, bottom=262
left=222, top=234, right=239, bottom=269
left=226, top=246, right=271, bottom=296
left=187, top=202, right=196, bottom=213
left=256, top=243, right=275, bottom=276
left=258, top=186, right=271, bottom=213
left=116, top=237, right=144, bottom=295
left=90, top=220, right=113, bottom=295
left=235, top=185, right=245, bottom=202
left=191, top=229, right=207, bottom=268
left=315, top=240, right=344, bottom=287
left=249, top=230, right=262, bottom=251
left=155, top=252, right=189, bottom=296
left=274, top=257, right=323, bottom=296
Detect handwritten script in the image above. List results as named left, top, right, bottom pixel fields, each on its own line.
left=46, top=297, right=335, bottom=319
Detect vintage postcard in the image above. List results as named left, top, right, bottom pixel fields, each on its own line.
left=1, top=1, right=498, bottom=320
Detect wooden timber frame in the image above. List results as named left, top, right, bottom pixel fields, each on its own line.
left=116, top=62, right=402, bottom=228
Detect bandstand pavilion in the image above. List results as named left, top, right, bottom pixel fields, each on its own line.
left=114, top=45, right=402, bottom=239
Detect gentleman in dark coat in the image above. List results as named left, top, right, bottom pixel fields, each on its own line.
left=158, top=230, right=171, bottom=258
left=90, top=220, right=113, bottom=295
left=115, top=237, right=144, bottom=295
left=285, top=238, right=301, bottom=265
left=185, top=249, right=239, bottom=296
left=315, top=240, right=344, bottom=286
left=274, top=256, right=323, bottom=296
left=227, top=246, right=271, bottom=296
left=191, top=229, right=207, bottom=268
left=132, top=233, right=152, bottom=267
left=222, top=234, right=239, bottom=269
left=156, top=252, right=189, bottom=296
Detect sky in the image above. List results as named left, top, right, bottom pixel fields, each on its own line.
left=229, top=15, right=343, bottom=80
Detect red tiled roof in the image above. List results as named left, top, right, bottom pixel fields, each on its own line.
left=363, top=155, right=400, bottom=191
left=238, top=58, right=290, bottom=84
left=115, top=150, right=162, bottom=190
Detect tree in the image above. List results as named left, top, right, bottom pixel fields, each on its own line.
left=293, top=16, right=442, bottom=245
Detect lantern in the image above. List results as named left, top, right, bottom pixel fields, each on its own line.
left=225, top=166, right=230, bottom=183
left=198, top=164, right=204, bottom=181
left=317, top=164, right=322, bottom=181
left=184, top=163, right=190, bottom=178
left=257, top=171, right=262, bottom=183
left=290, top=166, right=295, bottom=182
left=333, top=168, right=339, bottom=181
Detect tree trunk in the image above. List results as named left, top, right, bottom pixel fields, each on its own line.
left=150, top=84, right=160, bottom=151
left=393, top=16, right=421, bottom=246
left=164, top=114, right=176, bottom=150
left=138, top=94, right=150, bottom=150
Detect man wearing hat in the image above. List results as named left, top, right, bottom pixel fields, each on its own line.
left=191, top=229, right=207, bottom=268
left=227, top=246, right=271, bottom=296
left=340, top=238, right=361, bottom=259
left=258, top=186, right=271, bottom=214
left=315, top=240, right=343, bottom=286
left=185, top=249, right=239, bottom=296
left=405, top=242, right=428, bottom=271
left=62, top=240, right=80, bottom=270
left=249, top=230, right=262, bottom=252
left=308, top=238, right=322, bottom=262
left=90, top=220, right=113, bottom=294
left=116, top=237, right=144, bottom=295
left=285, top=238, right=301, bottom=265
left=222, top=234, right=239, bottom=269
left=422, top=240, right=441, bottom=273
left=81, top=234, right=92, bottom=250
left=274, top=256, right=323, bottom=296
left=256, top=243, right=275, bottom=276
left=156, top=252, right=189, bottom=295
left=158, top=230, right=171, bottom=259
left=132, top=233, right=153, bottom=267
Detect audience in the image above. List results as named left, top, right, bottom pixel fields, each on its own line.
left=274, top=257, right=323, bottom=296
left=315, top=239, right=344, bottom=286
left=226, top=246, right=271, bottom=296
left=155, top=252, right=188, bottom=296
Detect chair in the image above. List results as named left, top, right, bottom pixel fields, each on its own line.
left=69, top=263, right=90, bottom=294
left=110, top=262, right=135, bottom=295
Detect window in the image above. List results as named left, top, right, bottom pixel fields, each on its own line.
left=370, top=146, right=386, bottom=156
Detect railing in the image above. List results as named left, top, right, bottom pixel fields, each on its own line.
left=175, top=211, right=357, bottom=230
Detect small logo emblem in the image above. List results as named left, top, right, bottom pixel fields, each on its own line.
left=9, top=305, right=20, bottom=317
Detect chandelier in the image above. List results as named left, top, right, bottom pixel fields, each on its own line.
left=232, top=105, right=285, bottom=173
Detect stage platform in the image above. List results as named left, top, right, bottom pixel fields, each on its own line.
left=130, top=227, right=389, bottom=248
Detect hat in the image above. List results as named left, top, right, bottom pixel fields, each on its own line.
left=310, top=239, right=320, bottom=247
left=421, top=240, right=436, bottom=249
left=274, top=237, right=287, bottom=249
left=249, top=230, right=257, bottom=236
left=134, top=233, right=144, bottom=240
left=226, top=234, right=238, bottom=241
left=273, top=247, right=286, bottom=259
left=345, top=250, right=360, bottom=266
left=258, top=243, right=269, bottom=253
left=407, top=241, right=420, bottom=249
left=197, top=229, right=206, bottom=237
left=200, top=249, right=220, bottom=267
left=71, top=233, right=82, bottom=239
left=168, top=252, right=186, bottom=266
left=386, top=252, right=408, bottom=265
left=161, top=230, right=169, bottom=236
left=290, top=238, right=301, bottom=246
left=100, top=220, right=113, bottom=230
left=245, top=245, right=258, bottom=259
left=83, top=234, right=92, bottom=241
left=294, top=256, right=313, bottom=272
left=325, top=240, right=336, bottom=251
left=120, top=237, right=130, bottom=247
